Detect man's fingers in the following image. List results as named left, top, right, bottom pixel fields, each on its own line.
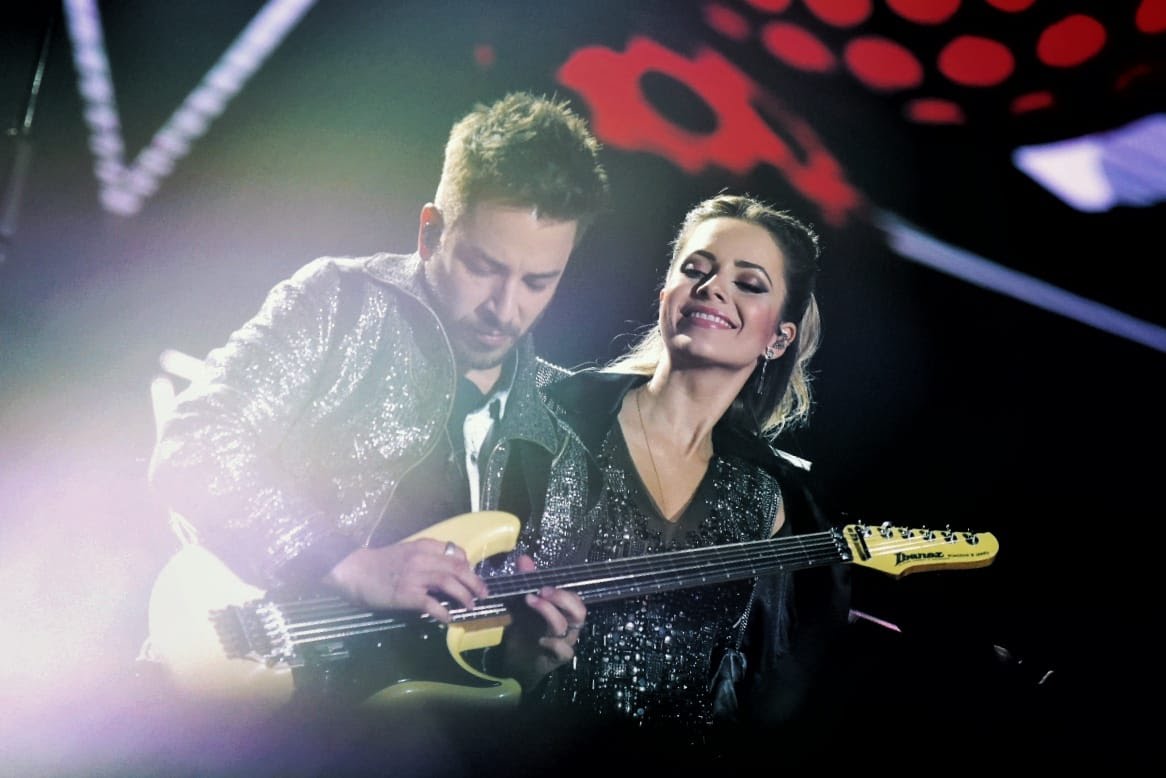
left=525, top=588, right=585, bottom=643
left=420, top=538, right=489, bottom=600
left=431, top=572, right=481, bottom=612
left=532, top=585, right=587, bottom=627
left=420, top=537, right=464, bottom=560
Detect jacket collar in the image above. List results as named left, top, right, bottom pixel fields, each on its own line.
left=364, top=251, right=428, bottom=299
left=364, top=251, right=559, bottom=453
left=544, top=370, right=645, bottom=455
left=495, top=340, right=560, bottom=453
left=545, top=369, right=805, bottom=479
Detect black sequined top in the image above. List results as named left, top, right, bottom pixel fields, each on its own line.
left=539, top=421, right=783, bottom=731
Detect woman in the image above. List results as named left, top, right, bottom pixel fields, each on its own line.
left=512, top=193, right=852, bottom=749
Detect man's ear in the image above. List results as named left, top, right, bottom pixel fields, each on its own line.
left=418, top=204, right=444, bottom=259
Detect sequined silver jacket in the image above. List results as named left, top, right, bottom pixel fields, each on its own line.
left=149, top=253, right=596, bottom=588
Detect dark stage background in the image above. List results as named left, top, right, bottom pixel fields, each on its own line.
left=2, top=1, right=1163, bottom=773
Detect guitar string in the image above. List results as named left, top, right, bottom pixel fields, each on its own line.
left=275, top=532, right=989, bottom=632
left=274, top=534, right=851, bottom=641
left=268, top=527, right=981, bottom=621
left=478, top=532, right=983, bottom=597
left=267, top=531, right=993, bottom=643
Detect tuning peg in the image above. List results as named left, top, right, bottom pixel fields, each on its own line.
left=879, top=521, right=893, bottom=539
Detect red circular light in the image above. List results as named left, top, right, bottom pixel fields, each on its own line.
left=761, top=22, right=836, bottom=72
left=1010, top=91, right=1055, bottom=113
left=1037, top=15, right=1107, bottom=68
left=844, top=36, right=924, bottom=90
left=705, top=4, right=751, bottom=41
left=938, top=35, right=1015, bottom=86
left=1137, top=0, right=1166, bottom=33
left=743, top=0, right=792, bottom=12
left=887, top=0, right=961, bottom=25
left=1115, top=64, right=1152, bottom=91
left=473, top=44, right=495, bottom=68
left=905, top=98, right=965, bottom=124
left=804, top=0, right=872, bottom=28
left=985, top=0, right=1035, bottom=11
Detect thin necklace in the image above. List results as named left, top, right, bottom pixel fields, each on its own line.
left=634, top=386, right=666, bottom=506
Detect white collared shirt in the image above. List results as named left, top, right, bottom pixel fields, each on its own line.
left=463, top=389, right=509, bottom=512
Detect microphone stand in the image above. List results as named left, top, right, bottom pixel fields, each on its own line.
left=1, top=9, right=56, bottom=267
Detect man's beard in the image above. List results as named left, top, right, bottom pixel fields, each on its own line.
left=450, top=319, right=515, bottom=368
left=447, top=317, right=519, bottom=371
left=423, top=259, right=540, bottom=371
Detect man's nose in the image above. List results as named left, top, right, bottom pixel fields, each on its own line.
left=487, top=277, right=520, bottom=327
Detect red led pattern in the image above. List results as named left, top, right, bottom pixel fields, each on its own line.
left=557, top=36, right=862, bottom=226
left=704, top=0, right=1164, bottom=126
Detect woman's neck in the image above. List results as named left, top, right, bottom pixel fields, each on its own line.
left=638, top=363, right=745, bottom=453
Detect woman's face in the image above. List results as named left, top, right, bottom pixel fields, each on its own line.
left=660, top=217, right=795, bottom=373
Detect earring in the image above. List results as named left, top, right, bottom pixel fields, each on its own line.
left=756, top=350, right=774, bottom=395
left=765, top=346, right=777, bottom=360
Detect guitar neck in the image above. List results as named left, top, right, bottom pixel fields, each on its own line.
left=240, top=523, right=995, bottom=640
left=475, top=528, right=848, bottom=609
left=449, top=523, right=996, bottom=621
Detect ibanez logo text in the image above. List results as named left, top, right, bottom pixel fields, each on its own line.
left=895, top=551, right=945, bottom=565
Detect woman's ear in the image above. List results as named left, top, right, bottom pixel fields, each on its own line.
left=770, top=322, right=797, bottom=355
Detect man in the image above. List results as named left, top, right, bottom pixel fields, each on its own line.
left=148, top=92, right=607, bottom=694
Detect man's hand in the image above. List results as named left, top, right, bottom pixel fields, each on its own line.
left=494, top=553, right=587, bottom=691
left=323, top=539, right=488, bottom=622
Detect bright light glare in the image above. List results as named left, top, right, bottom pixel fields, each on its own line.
left=1013, top=113, right=1166, bottom=213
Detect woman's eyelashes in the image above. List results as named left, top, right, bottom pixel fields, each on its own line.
left=680, top=263, right=768, bottom=294
left=735, top=279, right=768, bottom=294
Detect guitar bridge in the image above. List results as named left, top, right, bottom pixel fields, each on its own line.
left=212, top=601, right=284, bottom=664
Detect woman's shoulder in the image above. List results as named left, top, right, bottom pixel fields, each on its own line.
left=714, top=425, right=807, bottom=470
left=541, top=369, right=645, bottom=455
left=542, top=368, right=643, bottom=415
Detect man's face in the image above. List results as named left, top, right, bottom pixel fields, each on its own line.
left=424, top=201, right=578, bottom=391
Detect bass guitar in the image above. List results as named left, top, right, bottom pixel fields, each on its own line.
left=147, top=511, right=998, bottom=712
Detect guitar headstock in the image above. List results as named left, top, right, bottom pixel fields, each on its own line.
left=842, top=523, right=999, bottom=577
